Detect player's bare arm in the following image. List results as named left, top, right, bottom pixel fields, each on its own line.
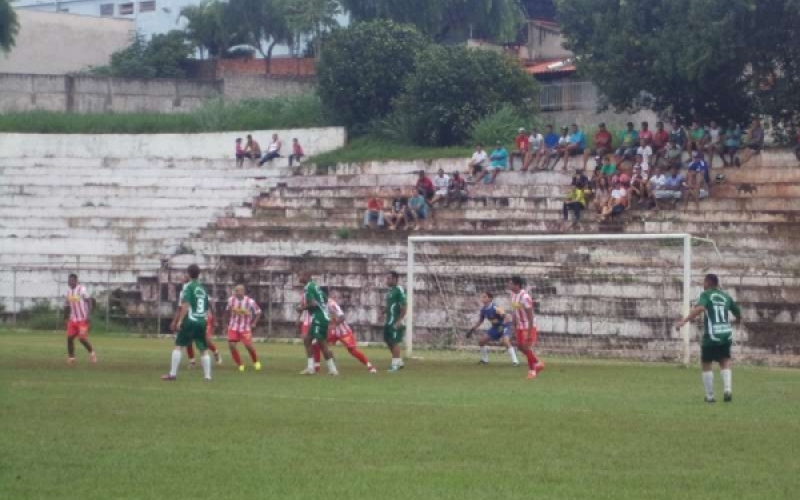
left=394, top=305, right=406, bottom=330
left=524, top=305, right=534, bottom=334
left=172, top=302, right=189, bottom=332
left=466, top=313, right=484, bottom=337
left=675, top=305, right=706, bottom=330
left=251, top=307, right=262, bottom=330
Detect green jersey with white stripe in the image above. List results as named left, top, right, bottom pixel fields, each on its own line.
left=304, top=280, right=329, bottom=324
left=181, top=280, right=209, bottom=325
left=695, top=288, right=740, bottom=347
left=385, top=285, right=407, bottom=326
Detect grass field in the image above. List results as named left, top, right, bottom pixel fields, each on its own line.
left=2, top=331, right=799, bottom=500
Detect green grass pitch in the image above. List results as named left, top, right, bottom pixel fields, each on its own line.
left=2, top=331, right=799, bottom=500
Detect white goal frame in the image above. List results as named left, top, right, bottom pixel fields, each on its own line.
left=406, top=233, right=693, bottom=364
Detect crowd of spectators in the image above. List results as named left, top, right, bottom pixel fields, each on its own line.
left=235, top=133, right=305, bottom=167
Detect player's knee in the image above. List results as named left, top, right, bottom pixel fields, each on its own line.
left=228, top=342, right=237, bottom=350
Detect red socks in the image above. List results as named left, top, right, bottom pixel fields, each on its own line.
left=522, top=348, right=538, bottom=370
left=230, top=348, right=242, bottom=366
left=245, top=345, right=258, bottom=363
left=347, top=347, right=370, bottom=366
left=186, top=344, right=195, bottom=360
left=312, top=343, right=321, bottom=364
left=207, top=340, right=218, bottom=354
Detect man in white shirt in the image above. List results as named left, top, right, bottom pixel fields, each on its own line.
left=466, top=143, right=488, bottom=181
left=636, top=139, right=653, bottom=170
left=430, top=169, right=451, bottom=207
left=704, top=120, right=722, bottom=169
left=524, top=127, right=544, bottom=171
left=259, top=134, right=282, bottom=166
left=601, top=181, right=628, bottom=221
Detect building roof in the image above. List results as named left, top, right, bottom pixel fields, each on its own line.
left=525, top=58, right=576, bottom=76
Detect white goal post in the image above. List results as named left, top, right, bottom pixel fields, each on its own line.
left=406, top=233, right=693, bottom=364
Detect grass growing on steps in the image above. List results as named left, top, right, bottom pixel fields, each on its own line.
left=310, top=137, right=473, bottom=166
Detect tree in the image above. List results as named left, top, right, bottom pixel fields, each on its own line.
left=228, top=0, right=294, bottom=74
left=556, top=0, right=800, bottom=124
left=180, top=0, right=246, bottom=59
left=396, top=45, right=539, bottom=146
left=339, top=0, right=525, bottom=43
left=316, top=20, right=428, bottom=130
left=285, top=0, right=341, bottom=61
left=0, top=0, right=19, bottom=54
left=98, top=31, right=193, bottom=78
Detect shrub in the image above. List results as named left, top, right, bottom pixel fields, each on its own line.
left=469, top=104, right=539, bottom=148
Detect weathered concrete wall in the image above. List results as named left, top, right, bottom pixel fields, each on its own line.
left=222, top=74, right=315, bottom=101
left=0, top=128, right=346, bottom=159
left=0, top=11, right=134, bottom=76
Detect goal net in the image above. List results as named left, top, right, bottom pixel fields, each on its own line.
left=406, top=234, right=693, bottom=363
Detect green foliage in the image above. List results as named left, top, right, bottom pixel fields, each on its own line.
left=469, top=104, right=538, bottom=147
left=339, top=0, right=526, bottom=43
left=285, top=0, right=342, bottom=60
left=317, top=20, right=428, bottom=131
left=0, top=93, right=333, bottom=133
left=92, top=31, right=193, bottom=79
left=181, top=0, right=247, bottom=59
left=309, top=137, right=472, bottom=165
left=229, top=0, right=293, bottom=73
left=396, top=45, right=539, bottom=146
left=556, top=0, right=800, bottom=123
left=0, top=0, right=18, bottom=54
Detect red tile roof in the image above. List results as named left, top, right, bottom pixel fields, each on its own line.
left=525, top=58, right=576, bottom=75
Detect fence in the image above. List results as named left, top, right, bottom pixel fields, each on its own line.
left=538, top=80, right=599, bottom=111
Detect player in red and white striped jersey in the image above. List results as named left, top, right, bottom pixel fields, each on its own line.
left=510, top=276, right=544, bottom=379
left=224, top=285, right=262, bottom=371
left=323, top=287, right=376, bottom=373
left=298, top=293, right=321, bottom=372
left=64, top=273, right=96, bottom=364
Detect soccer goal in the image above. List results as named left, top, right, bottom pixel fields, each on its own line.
left=406, top=234, right=694, bottom=364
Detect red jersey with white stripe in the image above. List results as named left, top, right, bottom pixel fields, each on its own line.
left=327, top=298, right=353, bottom=336
left=66, top=285, right=90, bottom=321
left=226, top=295, right=261, bottom=332
left=510, top=290, right=535, bottom=329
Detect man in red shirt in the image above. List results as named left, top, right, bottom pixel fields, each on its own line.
left=639, top=121, right=654, bottom=145
left=512, top=127, right=530, bottom=170
left=362, top=195, right=385, bottom=229
left=415, top=170, right=435, bottom=202
left=652, top=121, right=670, bottom=161
left=583, top=122, right=613, bottom=169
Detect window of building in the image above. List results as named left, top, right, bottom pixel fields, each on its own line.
left=139, top=1, right=156, bottom=12
left=100, top=3, right=114, bottom=16
left=119, top=3, right=134, bottom=15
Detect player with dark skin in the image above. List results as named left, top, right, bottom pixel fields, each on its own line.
left=297, top=271, right=337, bottom=375
left=384, top=271, right=408, bottom=371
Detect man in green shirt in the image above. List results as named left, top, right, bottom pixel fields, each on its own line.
left=163, top=264, right=211, bottom=381
left=676, top=274, right=742, bottom=403
left=298, top=271, right=338, bottom=376
left=384, top=271, right=408, bottom=372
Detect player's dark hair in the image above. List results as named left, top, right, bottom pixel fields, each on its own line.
left=388, top=271, right=399, bottom=281
left=68, top=273, right=78, bottom=280
left=705, top=273, right=719, bottom=287
left=187, top=264, right=201, bottom=279
left=511, top=276, right=525, bottom=287
left=485, top=292, right=493, bottom=299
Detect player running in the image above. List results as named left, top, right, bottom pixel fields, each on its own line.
left=298, top=292, right=322, bottom=372
left=162, top=264, right=212, bottom=381
left=384, top=271, right=407, bottom=373
left=509, top=276, right=544, bottom=379
left=298, top=272, right=338, bottom=376
left=676, top=273, right=741, bottom=403
left=224, top=285, right=263, bottom=372
left=180, top=274, right=221, bottom=367
left=322, top=287, right=377, bottom=373
left=64, top=273, right=96, bottom=364
left=466, top=292, right=519, bottom=366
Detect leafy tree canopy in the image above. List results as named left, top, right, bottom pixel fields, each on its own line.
left=0, top=0, right=19, bottom=54
left=91, top=31, right=193, bottom=79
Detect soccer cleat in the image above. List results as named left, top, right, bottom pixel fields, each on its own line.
left=388, top=365, right=402, bottom=373
left=189, top=359, right=196, bottom=367
left=204, top=377, right=212, bottom=382
left=527, top=370, right=537, bottom=380
left=723, top=391, right=732, bottom=403
left=67, top=357, right=76, bottom=365
left=89, top=352, right=97, bottom=363
left=254, top=361, right=262, bottom=371
left=161, top=374, right=177, bottom=381
left=328, top=370, right=339, bottom=377
left=214, top=352, right=222, bottom=365
left=534, top=361, right=545, bottom=374
left=704, top=396, right=716, bottom=403
left=512, top=362, right=520, bottom=367
left=478, top=360, right=489, bottom=365
left=299, top=368, right=316, bottom=375
left=238, top=365, right=245, bottom=372
left=368, top=366, right=377, bottom=374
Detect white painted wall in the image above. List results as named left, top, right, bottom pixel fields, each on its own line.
left=0, top=127, right=346, bottom=159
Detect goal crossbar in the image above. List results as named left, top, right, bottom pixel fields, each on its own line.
left=406, top=233, right=693, bottom=364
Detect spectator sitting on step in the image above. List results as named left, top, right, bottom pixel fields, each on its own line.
left=415, top=170, right=435, bottom=203
left=244, top=134, right=261, bottom=166
left=363, top=195, right=385, bottom=229
left=687, top=120, right=707, bottom=155
left=738, top=118, right=765, bottom=167
left=539, top=125, right=560, bottom=170
left=385, top=188, right=408, bottom=231
left=635, top=140, right=653, bottom=173
left=448, top=171, right=468, bottom=207
left=512, top=127, right=530, bottom=170
left=669, top=120, right=687, bottom=159
left=662, top=141, right=683, bottom=169
left=583, top=122, right=612, bottom=170
left=486, top=141, right=509, bottom=184
left=592, top=175, right=611, bottom=215
left=406, top=189, right=429, bottom=231
left=601, top=180, right=628, bottom=221
left=235, top=138, right=245, bottom=168
left=639, top=121, right=654, bottom=145
left=558, top=124, right=586, bottom=170
left=686, top=151, right=711, bottom=201
left=660, top=166, right=687, bottom=208
left=288, top=138, right=304, bottom=167
left=629, top=164, right=650, bottom=206
left=652, top=121, right=670, bottom=162
left=562, top=184, right=586, bottom=230
left=647, top=165, right=668, bottom=209
left=430, top=169, right=451, bottom=207
left=466, top=143, right=488, bottom=181
left=704, top=120, right=723, bottom=169
left=721, top=120, right=742, bottom=167
left=523, top=126, right=544, bottom=171
left=616, top=122, right=639, bottom=160
left=258, top=134, right=282, bottom=166
left=600, top=155, right=617, bottom=180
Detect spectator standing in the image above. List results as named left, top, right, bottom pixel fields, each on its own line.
left=512, top=128, right=530, bottom=170
left=653, top=121, right=670, bottom=161
left=562, top=185, right=586, bottom=228
left=540, top=125, right=560, bottom=170
left=259, top=134, right=282, bottom=166
left=739, top=118, right=765, bottom=167
left=704, top=121, right=722, bottom=168
left=416, top=170, right=435, bottom=202
left=448, top=171, right=468, bottom=207
left=524, top=127, right=544, bottom=171
left=559, top=124, right=586, bottom=170
left=430, top=169, right=451, bottom=207
left=244, top=134, right=261, bottom=167
left=721, top=120, right=742, bottom=167
left=639, top=122, right=653, bottom=145
left=583, top=122, right=613, bottom=170
left=487, top=141, right=509, bottom=184
left=466, top=143, right=488, bottom=181
left=235, top=138, right=245, bottom=168
left=617, top=122, right=639, bottom=160
left=385, top=189, right=408, bottom=230
left=406, top=189, right=429, bottom=231
left=363, top=195, right=385, bottom=229
left=288, top=138, right=304, bottom=167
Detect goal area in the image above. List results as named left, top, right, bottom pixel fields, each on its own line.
left=406, top=234, right=694, bottom=364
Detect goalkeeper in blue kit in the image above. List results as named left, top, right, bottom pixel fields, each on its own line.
left=466, top=292, right=519, bottom=366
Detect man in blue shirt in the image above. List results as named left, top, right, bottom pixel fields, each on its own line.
left=466, top=292, right=519, bottom=366
left=688, top=151, right=710, bottom=189
left=487, top=141, right=509, bottom=184
left=539, top=124, right=561, bottom=170
left=559, top=124, right=586, bottom=170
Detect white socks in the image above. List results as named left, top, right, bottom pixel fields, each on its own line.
left=201, top=354, right=211, bottom=380
left=480, top=346, right=489, bottom=363
left=508, top=347, right=519, bottom=364
left=721, top=369, right=732, bottom=393
left=327, top=358, right=338, bottom=373
left=702, top=371, right=714, bottom=398
left=307, top=358, right=315, bottom=371
left=391, top=358, right=404, bottom=367
left=170, top=349, right=182, bottom=377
